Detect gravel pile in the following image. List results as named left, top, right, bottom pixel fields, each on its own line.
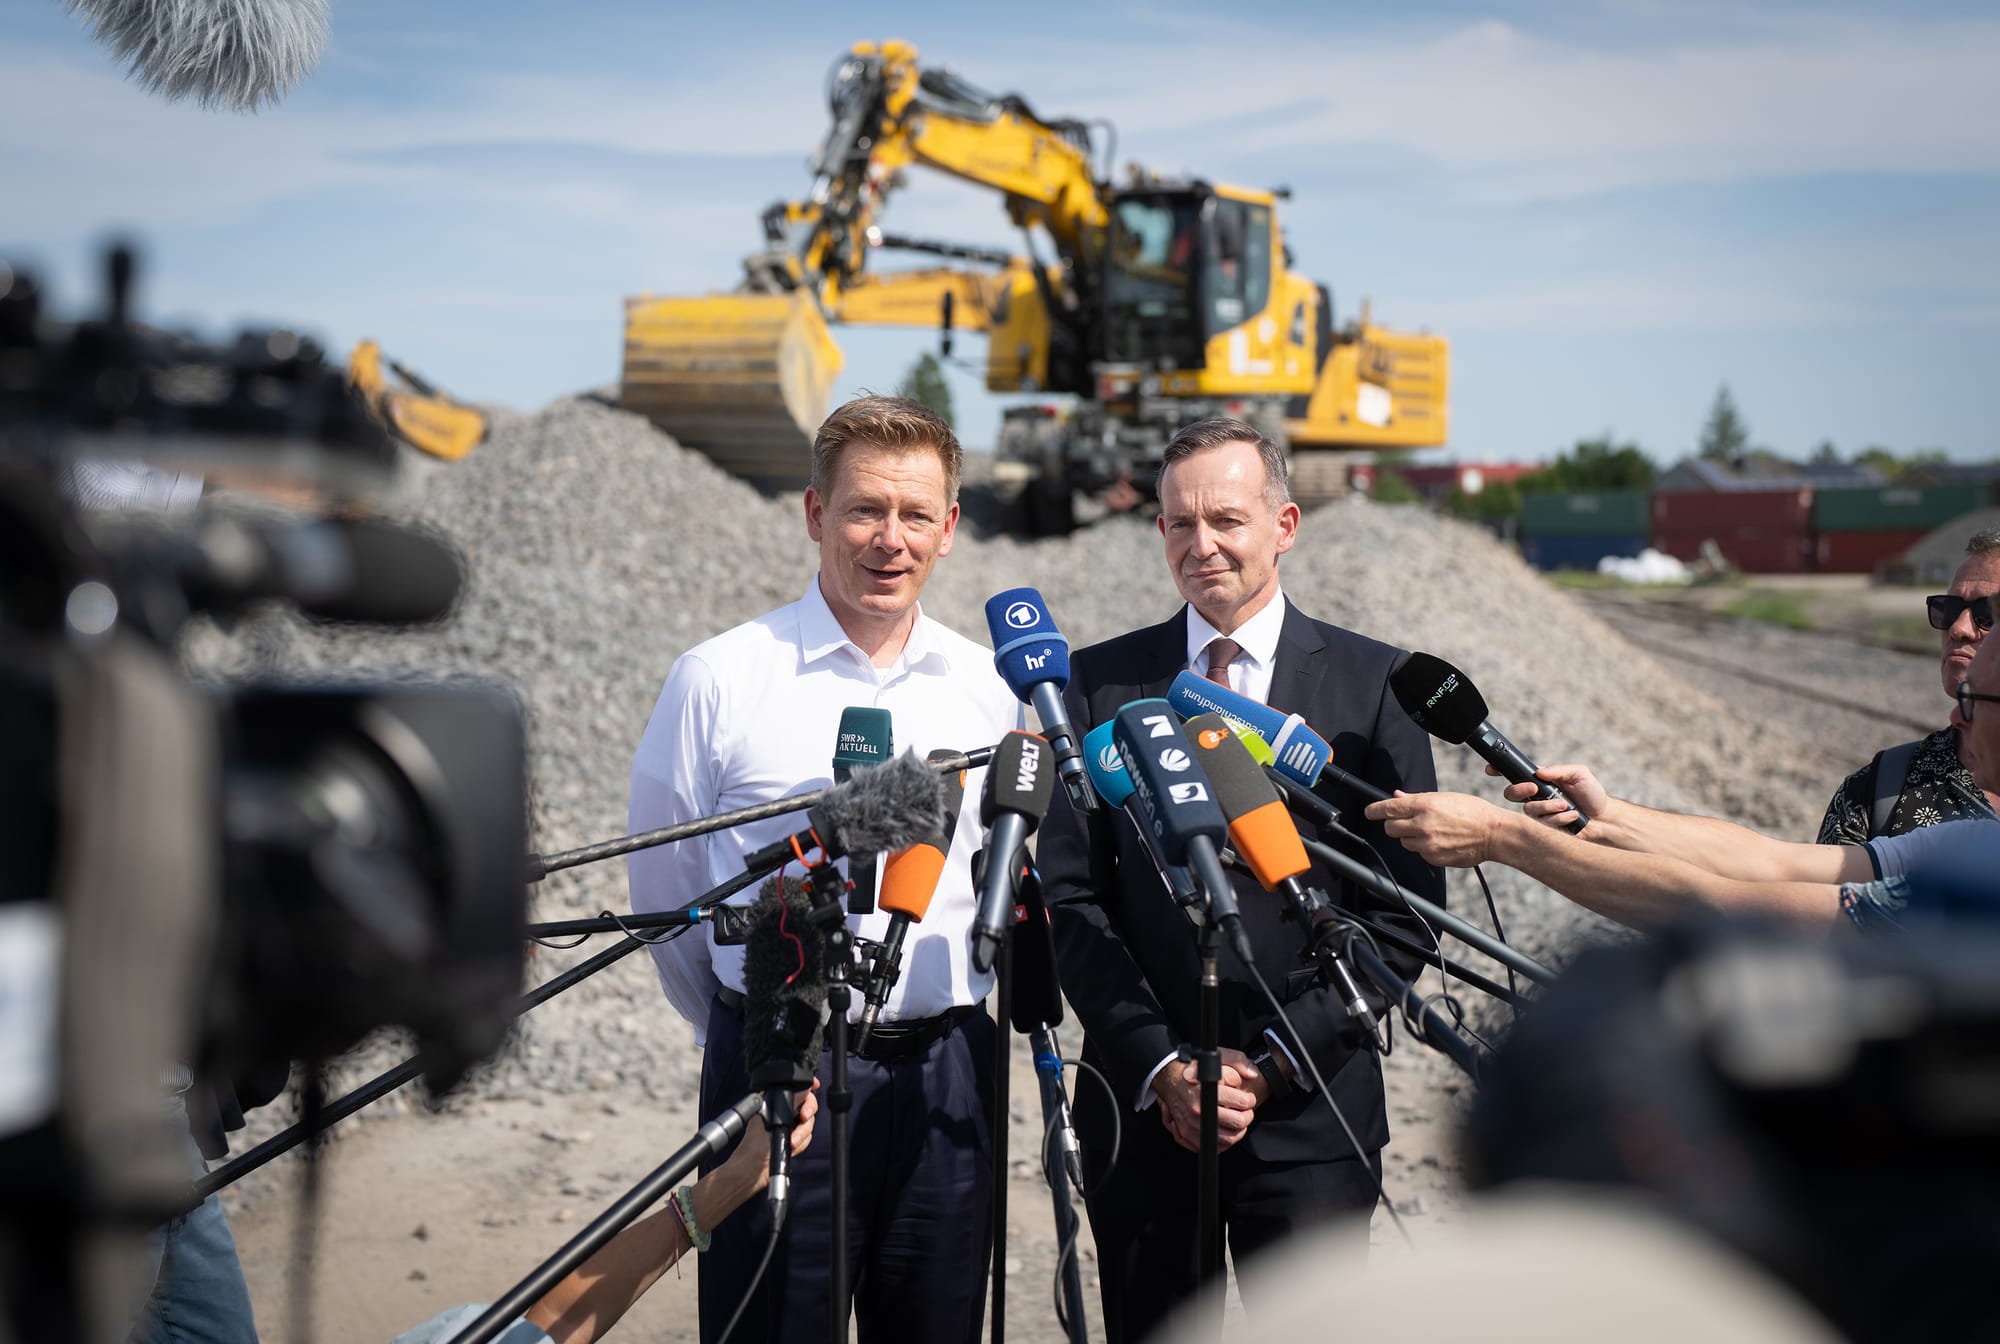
left=189, top=398, right=1874, bottom=1167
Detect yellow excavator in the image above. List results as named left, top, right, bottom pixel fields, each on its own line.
left=621, top=39, right=1448, bottom=531
left=346, top=339, right=489, bottom=463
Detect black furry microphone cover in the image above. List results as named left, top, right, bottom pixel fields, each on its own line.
left=740, top=875, right=828, bottom=1090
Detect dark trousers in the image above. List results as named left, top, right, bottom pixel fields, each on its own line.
left=1080, top=1096, right=1380, bottom=1343
left=697, top=994, right=996, bottom=1344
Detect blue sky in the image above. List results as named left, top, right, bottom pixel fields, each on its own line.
left=5, top=0, right=1997, bottom=465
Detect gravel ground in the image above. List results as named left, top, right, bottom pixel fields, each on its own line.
left=192, top=400, right=1957, bottom=1340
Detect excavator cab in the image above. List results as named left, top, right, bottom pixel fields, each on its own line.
left=1101, top=184, right=1275, bottom=376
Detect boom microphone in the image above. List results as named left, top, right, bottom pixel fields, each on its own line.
left=970, top=731, right=1055, bottom=975
left=1166, top=670, right=1385, bottom=804
left=742, top=751, right=949, bottom=874
left=859, top=751, right=964, bottom=1046
left=1082, top=720, right=1200, bottom=907
left=833, top=707, right=893, bottom=913
left=740, top=874, right=828, bottom=1229
left=985, top=588, right=1098, bottom=815
left=1111, top=701, right=1251, bottom=964
left=65, top=0, right=332, bottom=112
left=1388, top=652, right=1587, bottom=835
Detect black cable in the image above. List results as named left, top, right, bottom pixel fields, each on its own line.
left=714, top=1218, right=783, bottom=1344
left=1236, top=955, right=1410, bottom=1247
left=1471, top=864, right=1521, bottom=1011
left=1049, top=1056, right=1117, bottom=1342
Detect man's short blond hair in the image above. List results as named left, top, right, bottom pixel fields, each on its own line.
left=810, top=395, right=962, bottom=502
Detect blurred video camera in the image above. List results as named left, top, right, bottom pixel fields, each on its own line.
left=0, top=246, right=529, bottom=1339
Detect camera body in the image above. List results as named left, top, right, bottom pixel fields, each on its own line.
left=0, top=248, right=530, bottom=1341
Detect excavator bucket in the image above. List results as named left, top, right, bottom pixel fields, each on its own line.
left=620, top=290, right=844, bottom=492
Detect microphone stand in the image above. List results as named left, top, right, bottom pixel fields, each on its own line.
left=523, top=746, right=997, bottom=883
left=990, top=895, right=1012, bottom=1344
left=445, top=1092, right=763, bottom=1344
left=1009, top=870, right=1088, bottom=1344
left=194, top=865, right=776, bottom=1201
left=799, top=859, right=857, bottom=1344
left=1195, top=917, right=1223, bottom=1302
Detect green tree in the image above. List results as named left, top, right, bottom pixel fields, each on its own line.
left=897, top=351, right=954, bottom=427
left=1853, top=445, right=1900, bottom=480
left=1447, top=478, right=1523, bottom=522
left=1518, top=435, right=1655, bottom=492
left=1370, top=469, right=1421, bottom=504
left=1809, top=438, right=1841, bottom=465
left=1698, top=384, right=1750, bottom=461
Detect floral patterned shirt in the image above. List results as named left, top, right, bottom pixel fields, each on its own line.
left=1817, top=727, right=1995, bottom=845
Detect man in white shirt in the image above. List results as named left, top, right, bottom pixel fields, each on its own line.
left=1035, top=419, right=1445, bottom=1342
left=627, top=395, right=1019, bottom=1344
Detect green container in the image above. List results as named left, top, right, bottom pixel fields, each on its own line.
left=1811, top=484, right=1990, bottom=534
left=1520, top=489, right=1650, bottom=537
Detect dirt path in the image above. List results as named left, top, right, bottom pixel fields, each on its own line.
left=225, top=1038, right=1463, bottom=1343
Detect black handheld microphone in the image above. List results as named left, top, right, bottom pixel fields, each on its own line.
left=742, top=752, right=948, bottom=874
left=860, top=751, right=965, bottom=1047
left=833, top=708, right=893, bottom=913
left=1112, top=701, right=1252, bottom=965
left=986, top=588, right=1098, bottom=814
left=1389, top=652, right=1588, bottom=835
left=970, top=731, right=1056, bottom=975
left=740, top=875, right=828, bottom=1229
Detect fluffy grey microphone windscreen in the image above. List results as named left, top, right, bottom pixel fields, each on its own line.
left=811, top=750, right=949, bottom=858
left=740, top=875, right=827, bottom=1088
left=64, top=0, right=331, bottom=112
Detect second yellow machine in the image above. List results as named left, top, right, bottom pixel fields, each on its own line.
left=621, top=39, right=1449, bottom=531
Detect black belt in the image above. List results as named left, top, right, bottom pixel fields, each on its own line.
left=714, top=987, right=979, bottom=1063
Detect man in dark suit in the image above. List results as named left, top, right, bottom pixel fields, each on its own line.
left=1036, top=418, right=1443, bottom=1341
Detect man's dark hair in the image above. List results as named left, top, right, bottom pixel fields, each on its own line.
left=1160, top=418, right=1290, bottom=508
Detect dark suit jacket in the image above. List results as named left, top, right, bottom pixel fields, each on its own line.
left=1037, top=599, right=1444, bottom=1164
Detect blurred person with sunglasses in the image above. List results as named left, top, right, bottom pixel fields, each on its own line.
left=1816, top=529, right=2000, bottom=844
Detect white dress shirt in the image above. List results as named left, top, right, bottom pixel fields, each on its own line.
left=1139, top=587, right=1310, bottom=1107
left=1183, top=588, right=1288, bottom=704
left=628, top=578, right=1022, bottom=1044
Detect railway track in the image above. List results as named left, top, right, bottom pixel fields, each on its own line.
left=1578, top=593, right=1942, bottom=738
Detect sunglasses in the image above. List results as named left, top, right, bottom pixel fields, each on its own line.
left=1927, top=593, right=1998, bottom=633
left=1957, top=680, right=2000, bottom=723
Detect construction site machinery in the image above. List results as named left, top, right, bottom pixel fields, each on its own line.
left=620, top=39, right=1448, bottom=530
left=347, top=340, right=489, bottom=464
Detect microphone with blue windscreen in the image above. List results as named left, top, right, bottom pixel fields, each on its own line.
left=1083, top=720, right=1199, bottom=906
left=1112, top=701, right=1250, bottom=962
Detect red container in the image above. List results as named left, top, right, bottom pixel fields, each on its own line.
left=1652, top=526, right=1810, bottom=574
left=1813, top=529, right=1930, bottom=574
left=1652, top=488, right=1813, bottom=532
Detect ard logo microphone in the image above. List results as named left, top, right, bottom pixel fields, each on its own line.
left=985, top=588, right=1098, bottom=814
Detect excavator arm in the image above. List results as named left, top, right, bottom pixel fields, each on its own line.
left=622, top=40, right=1108, bottom=487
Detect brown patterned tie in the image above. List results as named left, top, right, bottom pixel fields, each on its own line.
left=1204, top=637, right=1240, bottom=689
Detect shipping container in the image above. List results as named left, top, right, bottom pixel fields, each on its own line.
left=1519, top=532, right=1648, bottom=572
left=1652, top=488, right=1812, bottom=533
left=1652, top=527, right=1810, bottom=574
left=1813, top=529, right=1930, bottom=574
left=1519, top=490, right=1650, bottom=536
left=1811, top=484, right=1989, bottom=534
